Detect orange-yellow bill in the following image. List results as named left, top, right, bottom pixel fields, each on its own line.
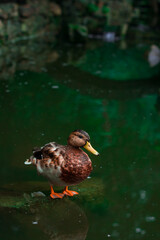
left=84, top=141, right=99, bottom=155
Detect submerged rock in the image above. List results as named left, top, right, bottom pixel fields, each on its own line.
left=0, top=194, right=25, bottom=208
left=0, top=178, right=107, bottom=239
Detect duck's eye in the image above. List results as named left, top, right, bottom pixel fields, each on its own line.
left=78, top=135, right=83, bottom=139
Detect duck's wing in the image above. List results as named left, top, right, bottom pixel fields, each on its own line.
left=41, top=142, right=63, bottom=158
left=32, top=147, right=43, bottom=159
left=25, top=142, right=66, bottom=166
left=31, top=142, right=60, bottom=159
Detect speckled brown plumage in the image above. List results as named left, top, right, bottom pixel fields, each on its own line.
left=61, top=146, right=92, bottom=185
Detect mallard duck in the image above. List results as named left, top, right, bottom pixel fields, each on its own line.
left=25, top=130, right=99, bottom=199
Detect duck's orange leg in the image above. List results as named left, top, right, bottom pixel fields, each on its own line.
left=63, top=186, right=79, bottom=197
left=50, top=185, right=64, bottom=199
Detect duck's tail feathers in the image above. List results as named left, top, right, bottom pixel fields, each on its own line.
left=24, top=159, right=31, bottom=165
left=24, top=156, right=37, bottom=166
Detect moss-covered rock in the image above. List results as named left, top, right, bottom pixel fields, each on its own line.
left=0, top=178, right=105, bottom=209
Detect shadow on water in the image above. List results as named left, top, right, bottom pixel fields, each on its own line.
left=0, top=40, right=160, bottom=239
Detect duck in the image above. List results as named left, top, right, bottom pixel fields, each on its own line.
left=25, top=129, right=99, bottom=199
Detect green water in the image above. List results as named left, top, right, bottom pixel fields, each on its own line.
left=0, top=42, right=160, bottom=240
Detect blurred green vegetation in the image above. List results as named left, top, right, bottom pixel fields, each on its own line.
left=0, top=0, right=159, bottom=44
left=60, top=0, right=160, bottom=41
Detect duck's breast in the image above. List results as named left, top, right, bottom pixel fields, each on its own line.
left=60, top=148, right=92, bottom=185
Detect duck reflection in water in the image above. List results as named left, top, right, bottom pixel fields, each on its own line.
left=30, top=199, right=88, bottom=240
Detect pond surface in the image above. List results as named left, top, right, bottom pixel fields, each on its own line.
left=0, top=40, right=160, bottom=240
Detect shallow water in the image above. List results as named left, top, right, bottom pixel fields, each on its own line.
left=0, top=41, right=160, bottom=240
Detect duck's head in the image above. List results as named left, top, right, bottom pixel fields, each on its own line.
left=68, top=129, right=99, bottom=155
